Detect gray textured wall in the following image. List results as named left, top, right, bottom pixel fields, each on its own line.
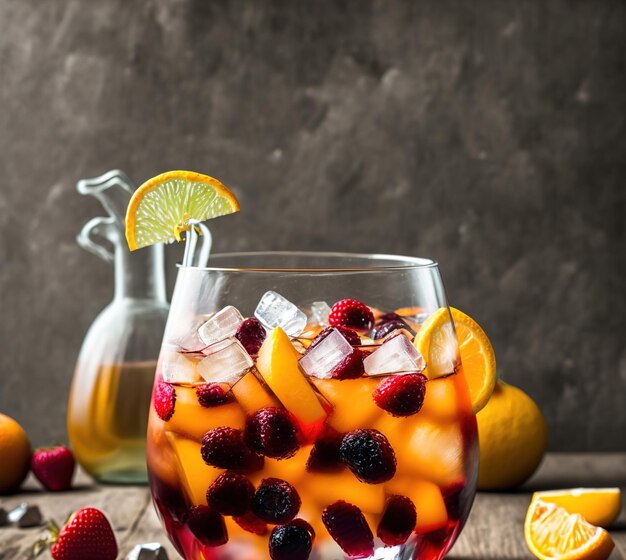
left=0, top=0, right=624, bottom=451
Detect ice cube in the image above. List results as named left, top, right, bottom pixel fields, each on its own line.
left=198, top=338, right=253, bottom=384
left=126, top=543, right=169, bottom=560
left=254, top=291, right=307, bottom=336
left=299, top=328, right=353, bottom=379
left=160, top=348, right=203, bottom=384
left=198, top=306, right=244, bottom=346
left=8, top=503, right=42, bottom=527
left=308, top=301, right=332, bottom=326
left=363, top=334, right=425, bottom=375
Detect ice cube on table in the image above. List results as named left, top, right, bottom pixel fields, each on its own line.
left=299, top=328, right=354, bottom=379
left=308, top=301, right=332, bottom=326
left=364, top=333, right=425, bottom=375
left=126, top=543, right=169, bottom=560
left=198, top=338, right=253, bottom=384
left=198, top=306, right=244, bottom=346
left=8, top=503, right=42, bottom=527
left=160, top=347, right=203, bottom=384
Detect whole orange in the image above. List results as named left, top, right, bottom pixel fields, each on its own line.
left=0, top=413, right=31, bottom=493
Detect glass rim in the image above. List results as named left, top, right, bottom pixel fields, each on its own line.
left=177, top=251, right=438, bottom=273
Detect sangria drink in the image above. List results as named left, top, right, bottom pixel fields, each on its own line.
left=146, top=253, right=479, bottom=560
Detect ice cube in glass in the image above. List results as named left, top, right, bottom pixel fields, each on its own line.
left=363, top=333, right=425, bottom=375
left=160, top=347, right=203, bottom=384
left=198, top=306, right=244, bottom=346
left=299, top=328, right=354, bottom=379
left=254, top=291, right=307, bottom=336
left=308, top=301, right=332, bottom=326
left=198, top=338, right=253, bottom=384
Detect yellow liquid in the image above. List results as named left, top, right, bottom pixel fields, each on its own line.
left=68, top=361, right=156, bottom=484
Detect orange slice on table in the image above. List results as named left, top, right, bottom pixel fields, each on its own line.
left=525, top=498, right=614, bottom=560
left=414, top=307, right=496, bottom=413
left=533, top=488, right=622, bottom=528
left=125, top=170, right=240, bottom=250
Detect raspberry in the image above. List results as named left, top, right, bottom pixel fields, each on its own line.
left=252, top=478, right=301, bottom=524
left=329, top=299, right=374, bottom=331
left=331, top=347, right=365, bottom=379
left=235, top=317, right=266, bottom=355
left=244, top=407, right=299, bottom=459
left=206, top=471, right=255, bottom=516
left=306, top=431, right=344, bottom=473
left=305, top=326, right=361, bottom=355
left=373, top=319, right=411, bottom=340
left=372, top=373, right=427, bottom=416
left=377, top=495, right=417, bottom=546
left=201, top=427, right=264, bottom=473
left=322, top=501, right=374, bottom=557
left=233, top=511, right=268, bottom=536
left=269, top=520, right=314, bottom=560
left=339, top=429, right=396, bottom=483
left=196, top=383, right=230, bottom=407
left=153, top=381, right=176, bottom=421
left=185, top=505, right=228, bottom=547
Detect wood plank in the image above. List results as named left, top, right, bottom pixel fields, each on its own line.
left=1, top=453, right=624, bottom=558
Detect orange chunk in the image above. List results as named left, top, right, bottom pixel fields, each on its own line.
left=250, top=446, right=310, bottom=488
left=256, top=327, right=327, bottom=433
left=420, top=375, right=467, bottom=422
left=386, top=476, right=448, bottom=533
left=304, top=470, right=385, bottom=514
left=231, top=371, right=279, bottom=415
left=525, top=498, right=614, bottom=560
left=146, top=408, right=179, bottom=487
left=311, top=377, right=382, bottom=433
left=167, top=385, right=246, bottom=441
left=165, top=431, right=223, bottom=505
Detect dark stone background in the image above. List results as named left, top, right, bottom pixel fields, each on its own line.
left=0, top=0, right=624, bottom=450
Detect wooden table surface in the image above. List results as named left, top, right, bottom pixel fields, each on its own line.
left=1, top=453, right=624, bottom=559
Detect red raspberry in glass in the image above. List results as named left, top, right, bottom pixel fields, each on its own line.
left=269, top=520, right=314, bottom=560
left=185, top=505, right=228, bottom=547
left=153, top=381, right=176, bottom=421
left=339, top=429, right=396, bottom=484
left=322, top=500, right=374, bottom=557
left=373, top=373, right=427, bottom=416
left=196, top=383, right=230, bottom=407
left=252, top=478, right=301, bottom=524
left=244, top=407, right=299, bottom=459
left=201, top=427, right=264, bottom=473
left=206, top=471, right=255, bottom=516
left=329, top=299, right=374, bottom=331
left=377, top=495, right=417, bottom=546
left=235, top=317, right=266, bottom=355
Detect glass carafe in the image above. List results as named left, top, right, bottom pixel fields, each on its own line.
left=67, top=170, right=168, bottom=484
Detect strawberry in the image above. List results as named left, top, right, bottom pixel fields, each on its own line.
left=31, top=446, right=75, bottom=492
left=50, top=508, right=117, bottom=560
left=329, top=299, right=374, bottom=331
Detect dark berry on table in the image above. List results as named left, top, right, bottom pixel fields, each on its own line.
left=186, top=505, right=228, bottom=547
left=339, top=429, right=396, bottom=484
left=154, top=381, right=176, bottom=421
left=269, top=521, right=313, bottom=560
left=206, top=471, right=255, bottom=516
left=377, top=495, right=417, bottom=546
left=332, top=348, right=365, bottom=380
left=305, top=326, right=361, bottom=355
left=306, top=431, right=344, bottom=473
left=196, top=383, right=230, bottom=407
left=233, top=511, right=268, bottom=536
left=235, top=317, right=266, bottom=355
left=329, top=299, right=374, bottom=331
left=201, top=427, right=264, bottom=473
left=373, top=319, right=411, bottom=340
left=244, top=407, right=299, bottom=459
left=322, top=500, right=374, bottom=557
left=252, top=478, right=301, bottom=524
left=373, top=373, right=427, bottom=417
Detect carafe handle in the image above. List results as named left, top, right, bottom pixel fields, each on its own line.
left=77, top=216, right=117, bottom=263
